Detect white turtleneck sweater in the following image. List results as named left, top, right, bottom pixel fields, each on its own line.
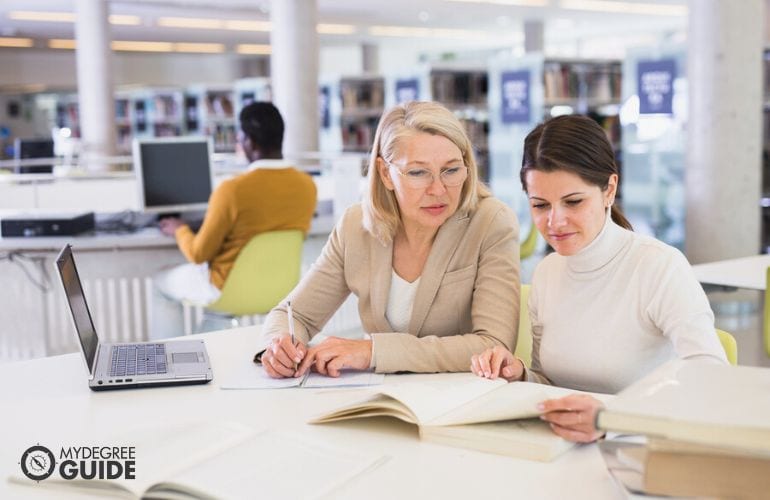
left=525, top=211, right=727, bottom=394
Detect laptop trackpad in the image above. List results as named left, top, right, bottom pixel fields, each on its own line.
left=173, top=352, right=206, bottom=377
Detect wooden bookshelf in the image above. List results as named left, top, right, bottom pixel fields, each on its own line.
left=339, top=77, right=384, bottom=153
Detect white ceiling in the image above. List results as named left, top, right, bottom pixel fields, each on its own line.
left=0, top=0, right=687, bottom=52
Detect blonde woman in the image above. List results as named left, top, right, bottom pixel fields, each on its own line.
left=259, top=101, right=520, bottom=378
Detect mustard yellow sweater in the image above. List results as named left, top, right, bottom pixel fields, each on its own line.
left=174, top=166, right=317, bottom=289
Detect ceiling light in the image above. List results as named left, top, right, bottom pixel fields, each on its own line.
left=48, top=39, right=76, bottom=49
left=174, top=42, right=225, bottom=53
left=236, top=44, right=271, bottom=55
left=8, top=11, right=76, bottom=22
left=0, top=37, right=34, bottom=48
left=317, top=23, right=356, bottom=35
left=559, top=0, right=687, bottom=16
left=9, top=11, right=142, bottom=25
left=111, top=40, right=174, bottom=52
left=108, top=15, right=142, bottom=26
left=223, top=20, right=271, bottom=31
left=157, top=17, right=272, bottom=32
left=369, top=25, right=489, bottom=39
left=157, top=17, right=224, bottom=29
left=443, top=0, right=549, bottom=6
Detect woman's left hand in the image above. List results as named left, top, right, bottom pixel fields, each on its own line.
left=538, top=394, right=606, bottom=443
left=295, top=337, right=373, bottom=378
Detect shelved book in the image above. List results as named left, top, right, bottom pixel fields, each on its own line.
left=596, top=359, right=770, bottom=455
left=310, top=373, right=612, bottom=462
left=8, top=421, right=387, bottom=500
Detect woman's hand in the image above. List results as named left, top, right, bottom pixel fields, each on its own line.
left=296, top=337, right=372, bottom=378
left=261, top=334, right=306, bottom=379
left=538, top=394, right=605, bottom=443
left=470, top=346, right=524, bottom=382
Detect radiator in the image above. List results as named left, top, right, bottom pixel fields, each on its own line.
left=1, top=274, right=363, bottom=363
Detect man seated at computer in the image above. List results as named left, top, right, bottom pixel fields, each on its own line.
left=152, top=102, right=317, bottom=338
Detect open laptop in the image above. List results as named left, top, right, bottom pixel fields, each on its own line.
left=55, top=244, right=213, bottom=391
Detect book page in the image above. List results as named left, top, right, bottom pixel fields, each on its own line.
left=145, top=430, right=388, bottom=500
left=420, top=418, right=575, bottom=462
left=377, top=373, right=507, bottom=424
left=429, top=381, right=612, bottom=426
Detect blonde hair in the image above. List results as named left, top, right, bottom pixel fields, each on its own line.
left=362, top=101, right=490, bottom=243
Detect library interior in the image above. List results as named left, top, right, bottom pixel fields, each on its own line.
left=1, top=1, right=769, bottom=499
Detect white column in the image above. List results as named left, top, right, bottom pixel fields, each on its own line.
left=74, top=0, right=116, bottom=168
left=523, top=20, right=544, bottom=53
left=686, top=0, right=764, bottom=262
left=362, top=43, right=379, bottom=73
left=270, top=0, right=319, bottom=156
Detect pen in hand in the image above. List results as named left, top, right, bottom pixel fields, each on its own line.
left=287, top=301, right=299, bottom=373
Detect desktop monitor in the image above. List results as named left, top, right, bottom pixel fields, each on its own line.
left=133, top=136, right=214, bottom=213
left=14, top=137, right=55, bottom=174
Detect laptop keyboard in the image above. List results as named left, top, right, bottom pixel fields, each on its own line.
left=110, top=344, right=168, bottom=377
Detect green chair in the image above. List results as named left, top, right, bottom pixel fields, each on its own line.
left=765, top=267, right=770, bottom=357
left=716, top=329, right=738, bottom=366
left=520, top=223, right=539, bottom=261
left=514, top=284, right=533, bottom=368
left=203, top=229, right=304, bottom=326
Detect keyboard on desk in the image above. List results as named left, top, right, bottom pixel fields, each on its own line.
left=110, top=344, right=168, bottom=377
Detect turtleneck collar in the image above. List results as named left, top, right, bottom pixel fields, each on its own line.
left=564, top=208, right=632, bottom=276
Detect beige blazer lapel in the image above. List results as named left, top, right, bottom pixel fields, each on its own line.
left=369, top=236, right=394, bottom=332
left=408, top=211, right=471, bottom=335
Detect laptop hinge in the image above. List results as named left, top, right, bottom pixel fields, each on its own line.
left=89, top=345, right=101, bottom=380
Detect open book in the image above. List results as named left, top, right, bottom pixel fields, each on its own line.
left=596, top=359, right=770, bottom=455
left=8, top=421, right=387, bottom=500
left=310, top=373, right=612, bottom=462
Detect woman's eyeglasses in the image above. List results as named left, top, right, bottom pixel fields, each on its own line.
left=386, top=161, right=468, bottom=189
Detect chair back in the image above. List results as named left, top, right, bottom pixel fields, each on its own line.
left=514, top=284, right=533, bottom=368
left=206, top=230, right=304, bottom=316
left=716, top=328, right=738, bottom=366
left=520, top=223, right=538, bottom=260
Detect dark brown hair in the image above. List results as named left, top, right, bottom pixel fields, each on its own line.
left=521, top=114, right=632, bottom=231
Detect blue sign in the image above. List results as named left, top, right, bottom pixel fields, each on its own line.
left=318, top=85, right=331, bottom=129
left=638, top=59, right=676, bottom=115
left=395, top=79, right=419, bottom=104
left=501, top=70, right=530, bottom=124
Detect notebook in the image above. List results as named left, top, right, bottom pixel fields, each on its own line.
left=55, top=244, right=213, bottom=391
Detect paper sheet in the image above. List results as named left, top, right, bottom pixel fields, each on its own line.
left=219, top=362, right=384, bottom=390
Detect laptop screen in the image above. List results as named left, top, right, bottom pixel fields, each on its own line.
left=55, top=245, right=99, bottom=372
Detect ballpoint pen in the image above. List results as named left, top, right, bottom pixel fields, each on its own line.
left=287, top=301, right=297, bottom=372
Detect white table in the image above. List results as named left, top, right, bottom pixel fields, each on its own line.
left=691, top=254, right=770, bottom=291
left=0, top=327, right=622, bottom=500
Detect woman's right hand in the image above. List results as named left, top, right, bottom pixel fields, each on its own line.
left=261, top=334, right=306, bottom=379
left=470, top=346, right=524, bottom=382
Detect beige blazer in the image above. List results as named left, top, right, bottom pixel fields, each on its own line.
left=262, top=196, right=520, bottom=373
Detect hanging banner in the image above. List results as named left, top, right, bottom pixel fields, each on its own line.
left=319, top=85, right=331, bottom=129
left=637, top=59, right=676, bottom=115
left=395, top=79, right=419, bottom=104
left=501, top=70, right=530, bottom=124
